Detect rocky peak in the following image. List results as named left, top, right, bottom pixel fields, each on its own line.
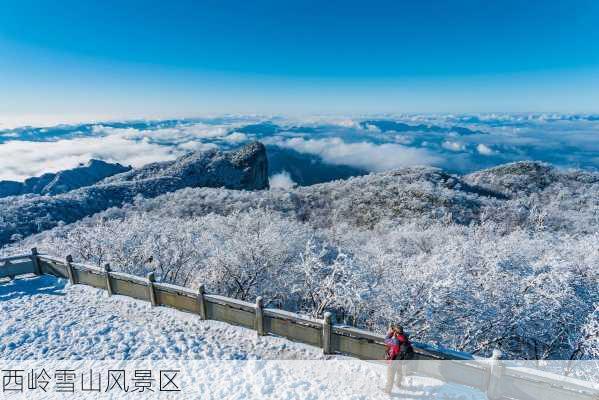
left=101, top=141, right=269, bottom=190
left=0, top=142, right=270, bottom=247
left=228, top=141, right=269, bottom=190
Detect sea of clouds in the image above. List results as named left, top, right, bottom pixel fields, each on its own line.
left=0, top=114, right=598, bottom=183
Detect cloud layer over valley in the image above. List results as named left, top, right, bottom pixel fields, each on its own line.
left=1, top=114, right=598, bottom=184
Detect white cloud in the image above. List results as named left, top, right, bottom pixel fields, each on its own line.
left=296, top=117, right=360, bottom=128
left=3, top=115, right=599, bottom=183
left=442, top=141, right=466, bottom=152
left=476, top=143, right=495, bottom=156
left=0, top=122, right=235, bottom=181
left=269, top=170, right=297, bottom=190
left=330, top=119, right=361, bottom=128
left=392, top=135, right=413, bottom=145
left=0, top=136, right=179, bottom=181
left=269, top=137, right=441, bottom=172
left=0, top=113, right=123, bottom=130
left=92, top=123, right=229, bottom=143
left=184, top=124, right=230, bottom=138
left=223, top=132, right=248, bottom=143
left=176, top=141, right=219, bottom=152
left=363, top=124, right=381, bottom=132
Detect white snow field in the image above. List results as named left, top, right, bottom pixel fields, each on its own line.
left=0, top=275, right=486, bottom=399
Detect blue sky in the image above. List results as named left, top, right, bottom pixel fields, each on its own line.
left=1, top=0, right=599, bottom=123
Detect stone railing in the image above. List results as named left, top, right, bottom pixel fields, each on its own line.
left=1, top=249, right=597, bottom=400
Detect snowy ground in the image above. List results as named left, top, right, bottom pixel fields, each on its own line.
left=0, top=275, right=486, bottom=399
left=0, top=275, right=321, bottom=360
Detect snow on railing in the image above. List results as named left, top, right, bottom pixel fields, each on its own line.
left=1, top=248, right=598, bottom=400
left=0, top=249, right=39, bottom=279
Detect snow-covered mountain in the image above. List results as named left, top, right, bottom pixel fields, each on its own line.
left=2, top=146, right=598, bottom=360
left=76, top=159, right=596, bottom=232
left=464, top=161, right=599, bottom=197
left=0, top=142, right=268, bottom=247
left=0, top=159, right=130, bottom=198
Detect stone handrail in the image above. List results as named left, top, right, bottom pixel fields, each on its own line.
left=1, top=249, right=597, bottom=399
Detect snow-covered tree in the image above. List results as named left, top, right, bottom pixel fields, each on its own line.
left=5, top=160, right=598, bottom=360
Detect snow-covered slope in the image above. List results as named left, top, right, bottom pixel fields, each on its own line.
left=4, top=161, right=598, bottom=360
left=89, top=165, right=503, bottom=227
left=0, top=275, right=485, bottom=399
left=0, top=159, right=131, bottom=198
left=0, top=142, right=269, bottom=247
left=0, top=275, right=317, bottom=360
left=464, top=161, right=599, bottom=198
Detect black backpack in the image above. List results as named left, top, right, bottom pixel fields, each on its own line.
left=398, top=342, right=415, bottom=360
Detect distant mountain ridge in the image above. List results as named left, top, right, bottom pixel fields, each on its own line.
left=0, top=160, right=131, bottom=198
left=73, top=160, right=592, bottom=233
left=3, top=142, right=598, bottom=249
left=119, top=161, right=598, bottom=234
left=360, top=119, right=487, bottom=135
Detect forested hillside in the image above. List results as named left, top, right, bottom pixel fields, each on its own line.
left=0, top=142, right=268, bottom=246
left=4, top=158, right=597, bottom=360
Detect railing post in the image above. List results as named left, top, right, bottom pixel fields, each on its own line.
left=322, top=312, right=332, bottom=355
left=255, top=296, right=265, bottom=336
left=486, top=349, right=503, bottom=400
left=30, top=247, right=41, bottom=275
left=65, top=255, right=76, bottom=284
left=4, top=260, right=14, bottom=280
left=146, top=272, right=157, bottom=306
left=197, top=284, right=207, bottom=320
left=104, top=263, right=113, bottom=296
